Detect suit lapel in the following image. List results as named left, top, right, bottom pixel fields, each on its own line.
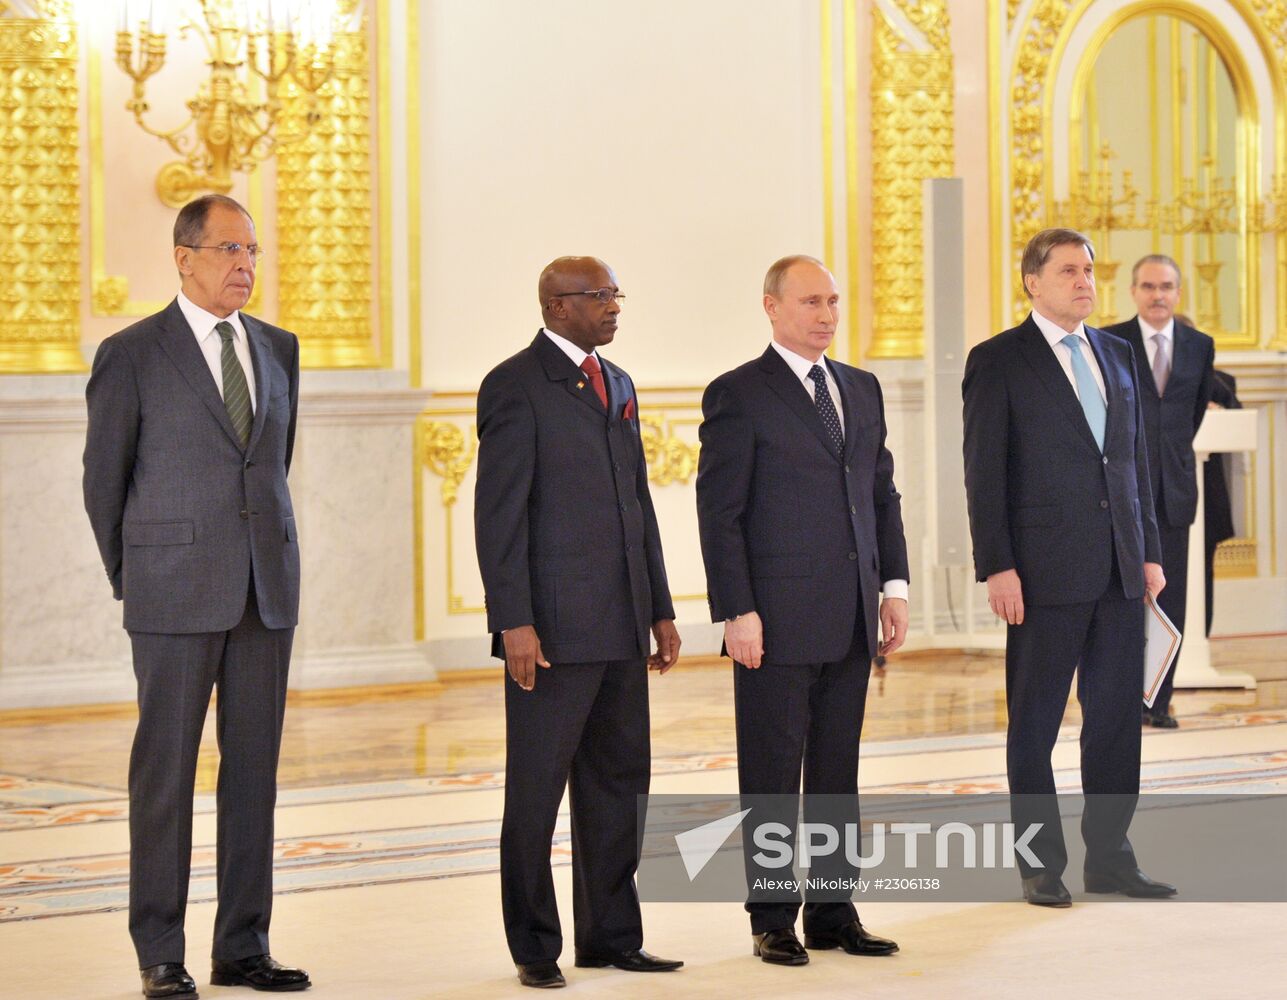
left=154, top=299, right=246, bottom=450
left=1017, top=318, right=1101, bottom=454
left=758, top=346, right=841, bottom=461
left=601, top=357, right=629, bottom=419
left=1125, top=318, right=1160, bottom=400
left=1087, top=325, right=1126, bottom=445
left=834, top=361, right=862, bottom=462
left=243, top=315, right=272, bottom=457
left=534, top=331, right=606, bottom=417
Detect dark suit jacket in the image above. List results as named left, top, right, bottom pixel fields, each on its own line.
left=695, top=346, right=909, bottom=664
left=962, top=315, right=1161, bottom=606
left=474, top=331, right=674, bottom=664
left=83, top=299, right=301, bottom=633
left=1103, top=317, right=1214, bottom=528
left=1205, top=370, right=1240, bottom=547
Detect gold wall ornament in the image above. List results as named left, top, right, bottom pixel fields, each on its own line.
left=419, top=419, right=477, bottom=508
left=276, top=4, right=376, bottom=367
left=639, top=414, right=700, bottom=486
left=414, top=415, right=484, bottom=617
left=114, top=1, right=358, bottom=208
left=868, top=0, right=954, bottom=359
left=0, top=7, right=83, bottom=373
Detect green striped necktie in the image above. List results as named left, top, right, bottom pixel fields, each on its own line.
left=215, top=321, right=252, bottom=446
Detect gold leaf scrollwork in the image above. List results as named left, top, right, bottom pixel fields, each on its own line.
left=0, top=7, right=82, bottom=373
left=639, top=414, right=699, bottom=487
left=420, top=420, right=477, bottom=508
left=869, top=0, right=954, bottom=359
left=276, top=10, right=376, bottom=368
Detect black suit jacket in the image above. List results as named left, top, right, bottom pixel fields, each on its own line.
left=962, top=316, right=1162, bottom=606
left=1103, top=317, right=1214, bottom=528
left=474, top=331, right=674, bottom=664
left=695, top=346, right=909, bottom=664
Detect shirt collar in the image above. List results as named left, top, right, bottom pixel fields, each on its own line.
left=1138, top=316, right=1174, bottom=343
left=541, top=326, right=598, bottom=368
left=178, top=290, right=246, bottom=344
left=1031, top=309, right=1088, bottom=350
left=770, top=339, right=829, bottom=382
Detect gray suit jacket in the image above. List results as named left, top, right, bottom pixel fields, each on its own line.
left=83, top=299, right=301, bottom=633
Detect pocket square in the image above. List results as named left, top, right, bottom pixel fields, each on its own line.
left=623, top=398, right=636, bottom=420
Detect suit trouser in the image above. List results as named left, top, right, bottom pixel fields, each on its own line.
left=501, top=659, right=650, bottom=965
left=1006, top=567, right=1143, bottom=880
left=1149, top=517, right=1190, bottom=715
left=127, top=591, right=293, bottom=968
left=733, top=621, right=870, bottom=935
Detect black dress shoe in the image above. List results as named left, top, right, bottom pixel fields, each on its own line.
left=1022, top=872, right=1072, bottom=907
left=1145, top=711, right=1180, bottom=729
left=1085, top=868, right=1177, bottom=898
left=516, top=962, right=566, bottom=989
left=752, top=927, right=809, bottom=966
left=210, top=955, right=310, bottom=992
left=574, top=948, right=683, bottom=971
left=804, top=920, right=899, bottom=955
left=140, top=964, right=198, bottom=999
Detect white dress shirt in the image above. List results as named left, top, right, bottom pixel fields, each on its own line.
left=177, top=291, right=257, bottom=414
left=1139, top=316, right=1174, bottom=371
left=1031, top=309, right=1105, bottom=404
left=768, top=341, right=908, bottom=602
left=542, top=326, right=600, bottom=369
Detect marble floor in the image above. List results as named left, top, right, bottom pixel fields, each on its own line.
left=1, top=638, right=1285, bottom=999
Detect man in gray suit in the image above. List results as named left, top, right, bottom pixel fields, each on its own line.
left=83, top=195, right=309, bottom=998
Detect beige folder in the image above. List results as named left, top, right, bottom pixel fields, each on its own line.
left=1143, top=594, right=1182, bottom=708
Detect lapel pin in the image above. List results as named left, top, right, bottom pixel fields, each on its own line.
left=576, top=381, right=585, bottom=389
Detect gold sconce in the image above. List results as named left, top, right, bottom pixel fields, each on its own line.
left=114, top=1, right=359, bottom=207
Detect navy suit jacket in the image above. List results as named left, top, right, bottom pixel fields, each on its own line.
left=83, top=299, right=300, bottom=633
left=696, top=346, right=909, bottom=664
left=474, top=331, right=674, bottom=664
left=962, top=315, right=1162, bottom=606
left=1103, top=317, right=1214, bottom=528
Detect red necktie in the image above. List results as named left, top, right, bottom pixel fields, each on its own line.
left=580, top=355, right=608, bottom=409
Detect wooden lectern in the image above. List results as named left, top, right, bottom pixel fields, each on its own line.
left=1172, top=408, right=1259, bottom=689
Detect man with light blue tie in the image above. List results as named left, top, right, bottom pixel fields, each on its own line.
left=962, top=228, right=1177, bottom=907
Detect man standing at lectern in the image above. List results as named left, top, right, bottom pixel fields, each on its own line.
left=962, top=228, right=1177, bottom=906
left=1105, top=255, right=1215, bottom=728
left=83, top=195, right=309, bottom=997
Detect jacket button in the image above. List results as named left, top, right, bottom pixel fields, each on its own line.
left=1100, top=500, right=1109, bottom=509
left=619, top=500, right=627, bottom=511
left=848, top=551, right=858, bottom=560
left=239, top=509, right=249, bottom=520
left=245, top=460, right=254, bottom=469
left=1102, top=456, right=1108, bottom=465
left=850, top=505, right=857, bottom=514
left=844, top=464, right=851, bottom=473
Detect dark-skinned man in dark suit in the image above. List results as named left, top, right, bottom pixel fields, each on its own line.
left=963, top=228, right=1177, bottom=907
left=1103, top=256, right=1214, bottom=728
left=696, top=255, right=908, bottom=967
left=474, top=256, right=683, bottom=990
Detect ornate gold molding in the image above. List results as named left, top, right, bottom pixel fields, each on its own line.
left=641, top=413, right=700, bottom=486
left=420, top=420, right=477, bottom=508
left=415, top=416, right=484, bottom=617
left=868, top=0, right=954, bottom=359
left=276, top=2, right=377, bottom=368
left=0, top=10, right=82, bottom=373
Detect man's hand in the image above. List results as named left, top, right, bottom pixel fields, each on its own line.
left=878, top=597, right=908, bottom=656
left=725, top=611, right=764, bottom=669
left=1144, top=562, right=1166, bottom=601
left=649, top=619, right=682, bottom=673
left=987, top=568, right=1025, bottom=625
left=502, top=625, right=550, bottom=691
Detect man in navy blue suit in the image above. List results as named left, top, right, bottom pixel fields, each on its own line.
left=962, top=228, right=1177, bottom=906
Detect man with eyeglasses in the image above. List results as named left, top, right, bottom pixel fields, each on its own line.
left=83, top=194, right=309, bottom=997
left=474, top=256, right=683, bottom=989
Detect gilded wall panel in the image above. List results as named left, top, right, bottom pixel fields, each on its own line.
left=276, top=10, right=376, bottom=369
left=0, top=7, right=81, bottom=372
left=869, top=0, right=954, bottom=358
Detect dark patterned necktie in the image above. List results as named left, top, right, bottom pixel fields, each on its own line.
left=808, top=364, right=844, bottom=453
left=216, top=321, right=252, bottom=446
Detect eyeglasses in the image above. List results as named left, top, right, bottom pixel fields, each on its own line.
left=551, top=288, right=626, bottom=303
left=181, top=242, right=266, bottom=263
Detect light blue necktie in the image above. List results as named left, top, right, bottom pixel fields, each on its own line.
left=1061, top=333, right=1105, bottom=451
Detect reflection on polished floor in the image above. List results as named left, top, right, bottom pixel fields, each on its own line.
left=2, top=637, right=1286, bottom=999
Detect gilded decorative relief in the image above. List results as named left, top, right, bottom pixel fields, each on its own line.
left=276, top=3, right=377, bottom=368
left=0, top=5, right=82, bottom=373
left=419, top=420, right=477, bottom=508
left=640, top=414, right=700, bottom=486
left=869, top=0, right=954, bottom=358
